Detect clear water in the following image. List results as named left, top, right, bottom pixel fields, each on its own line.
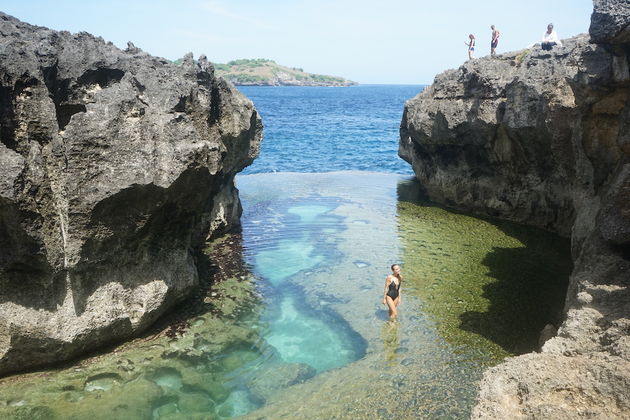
left=239, top=85, right=420, bottom=175
left=0, top=86, right=572, bottom=419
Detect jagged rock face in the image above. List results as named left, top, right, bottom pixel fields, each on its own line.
left=0, top=13, right=262, bottom=375
left=590, top=0, right=630, bottom=44
left=400, top=34, right=622, bottom=237
left=400, top=1, right=630, bottom=417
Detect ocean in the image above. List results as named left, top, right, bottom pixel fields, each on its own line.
left=239, top=85, right=422, bottom=175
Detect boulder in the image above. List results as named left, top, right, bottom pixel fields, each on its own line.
left=0, top=13, right=262, bottom=375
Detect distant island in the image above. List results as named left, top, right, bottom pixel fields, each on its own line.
left=174, top=58, right=356, bottom=86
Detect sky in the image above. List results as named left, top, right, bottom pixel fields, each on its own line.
left=1, top=0, right=594, bottom=84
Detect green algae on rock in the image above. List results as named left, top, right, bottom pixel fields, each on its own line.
left=396, top=193, right=572, bottom=363
left=0, top=234, right=266, bottom=420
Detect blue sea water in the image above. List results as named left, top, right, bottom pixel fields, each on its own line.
left=238, top=85, right=424, bottom=175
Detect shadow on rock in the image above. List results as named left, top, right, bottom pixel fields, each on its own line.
left=459, top=239, right=572, bottom=354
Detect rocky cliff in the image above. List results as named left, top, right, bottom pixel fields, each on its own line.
left=0, top=13, right=262, bottom=375
left=400, top=0, right=630, bottom=417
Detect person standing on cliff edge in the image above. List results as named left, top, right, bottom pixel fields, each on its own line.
left=491, top=25, right=500, bottom=57
left=465, top=34, right=476, bottom=60
left=542, top=23, right=562, bottom=50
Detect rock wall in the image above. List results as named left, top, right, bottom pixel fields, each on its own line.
left=0, top=13, right=262, bottom=375
left=400, top=0, right=630, bottom=417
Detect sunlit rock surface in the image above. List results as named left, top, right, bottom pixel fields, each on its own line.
left=400, top=1, right=630, bottom=417
left=0, top=12, right=262, bottom=375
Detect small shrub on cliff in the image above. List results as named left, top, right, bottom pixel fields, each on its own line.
left=515, top=49, right=530, bottom=66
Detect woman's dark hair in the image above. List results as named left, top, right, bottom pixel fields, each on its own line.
left=391, top=264, right=399, bottom=270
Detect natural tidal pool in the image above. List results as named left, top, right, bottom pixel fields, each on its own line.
left=0, top=172, right=571, bottom=419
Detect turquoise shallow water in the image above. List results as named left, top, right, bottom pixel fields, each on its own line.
left=0, top=85, right=572, bottom=419
left=234, top=172, right=570, bottom=419
left=0, top=172, right=570, bottom=419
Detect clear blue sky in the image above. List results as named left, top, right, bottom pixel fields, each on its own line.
left=1, top=0, right=594, bottom=84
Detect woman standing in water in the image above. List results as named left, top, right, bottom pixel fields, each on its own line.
left=383, top=264, right=402, bottom=322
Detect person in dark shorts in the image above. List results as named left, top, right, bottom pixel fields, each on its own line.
left=465, top=34, right=476, bottom=60
left=382, top=264, right=403, bottom=322
left=491, top=25, right=500, bottom=57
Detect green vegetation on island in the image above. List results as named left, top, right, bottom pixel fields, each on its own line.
left=174, top=57, right=357, bottom=86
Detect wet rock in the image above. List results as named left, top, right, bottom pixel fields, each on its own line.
left=216, top=389, right=260, bottom=418
left=70, top=377, right=162, bottom=420
left=84, top=372, right=123, bottom=392
left=0, top=12, right=262, bottom=375
left=248, top=362, right=316, bottom=401
left=178, top=392, right=215, bottom=412
left=148, top=367, right=183, bottom=391
left=152, top=401, right=179, bottom=418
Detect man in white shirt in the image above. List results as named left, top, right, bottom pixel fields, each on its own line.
left=542, top=23, right=562, bottom=50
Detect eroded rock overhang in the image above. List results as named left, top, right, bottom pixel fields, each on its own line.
left=0, top=13, right=262, bottom=375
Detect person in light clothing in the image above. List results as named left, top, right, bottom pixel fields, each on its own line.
left=542, top=23, right=562, bottom=50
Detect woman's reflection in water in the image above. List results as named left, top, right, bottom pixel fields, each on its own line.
left=382, top=322, right=400, bottom=366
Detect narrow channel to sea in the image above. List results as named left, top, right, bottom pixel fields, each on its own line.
left=0, top=85, right=572, bottom=419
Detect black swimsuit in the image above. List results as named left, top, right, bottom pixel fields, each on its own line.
left=386, top=278, right=400, bottom=300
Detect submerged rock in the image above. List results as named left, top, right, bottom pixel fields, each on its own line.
left=400, top=0, right=630, bottom=416
left=248, top=362, right=316, bottom=401
left=0, top=13, right=262, bottom=375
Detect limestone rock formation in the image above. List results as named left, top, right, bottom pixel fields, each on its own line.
left=400, top=1, right=630, bottom=417
left=0, top=13, right=262, bottom=375
left=590, top=0, right=630, bottom=44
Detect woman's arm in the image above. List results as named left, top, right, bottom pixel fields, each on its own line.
left=383, top=276, right=391, bottom=303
